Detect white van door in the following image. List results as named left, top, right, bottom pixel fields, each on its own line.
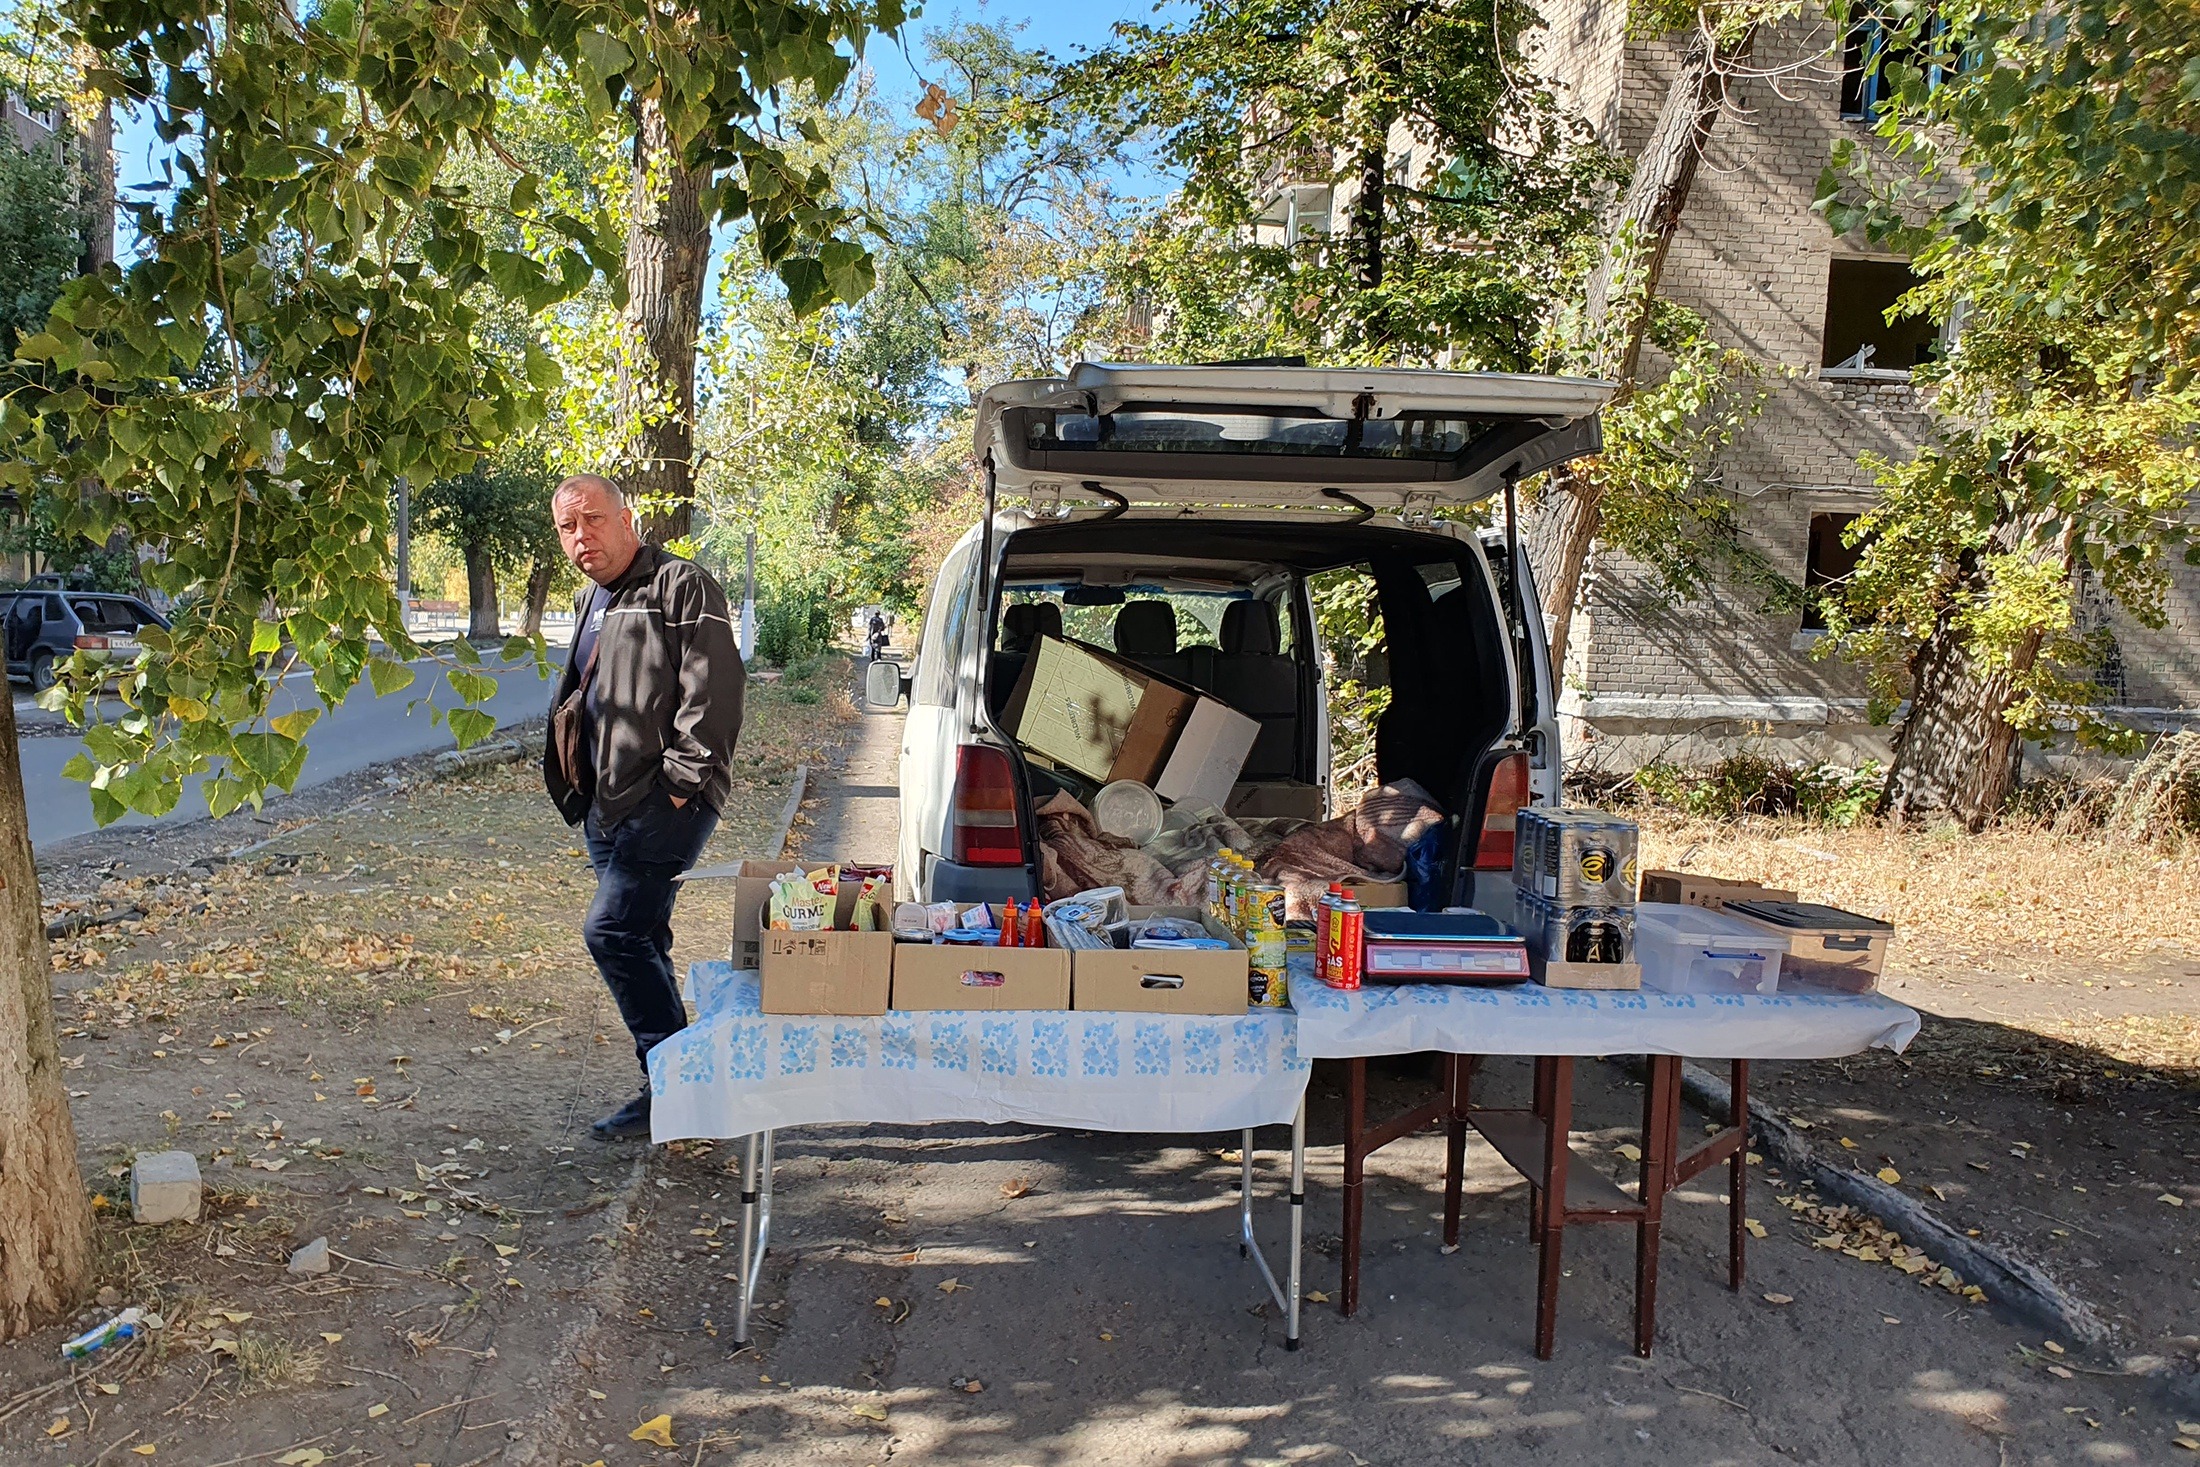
left=897, top=535, right=980, bottom=901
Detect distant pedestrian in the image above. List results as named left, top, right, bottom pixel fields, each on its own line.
left=543, top=474, right=744, bottom=1139
left=867, top=609, right=889, bottom=660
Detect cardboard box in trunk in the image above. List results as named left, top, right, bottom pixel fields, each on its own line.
left=893, top=939, right=1071, bottom=1012
left=1153, top=698, right=1260, bottom=812
left=1071, top=907, right=1249, bottom=1015
left=681, top=858, right=805, bottom=969
left=758, top=883, right=894, bottom=1016
left=1005, top=636, right=1196, bottom=786
left=1341, top=878, right=1408, bottom=910
left=1638, top=870, right=1798, bottom=911
left=1226, top=781, right=1325, bottom=821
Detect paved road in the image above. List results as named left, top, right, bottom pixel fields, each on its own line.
left=15, top=651, right=564, bottom=850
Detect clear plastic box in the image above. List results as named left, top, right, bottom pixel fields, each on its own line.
left=1636, top=902, right=1792, bottom=995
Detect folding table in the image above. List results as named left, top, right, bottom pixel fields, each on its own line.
left=1290, top=969, right=1921, bottom=1357
left=649, top=961, right=1315, bottom=1349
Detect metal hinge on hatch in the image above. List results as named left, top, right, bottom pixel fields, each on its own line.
left=1024, top=483, right=1073, bottom=520
left=1400, top=490, right=1438, bottom=527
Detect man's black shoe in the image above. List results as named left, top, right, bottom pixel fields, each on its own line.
left=591, top=1089, right=652, bottom=1140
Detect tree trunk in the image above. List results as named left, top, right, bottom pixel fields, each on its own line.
left=620, top=96, right=713, bottom=548
left=1540, top=23, right=1754, bottom=674
left=464, top=544, right=501, bottom=640
left=519, top=558, right=555, bottom=638
left=0, top=690, right=95, bottom=1340
left=76, top=96, right=115, bottom=274
left=1350, top=142, right=1384, bottom=293
left=1880, top=519, right=2066, bottom=829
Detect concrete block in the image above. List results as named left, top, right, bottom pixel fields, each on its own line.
left=287, top=1236, right=330, bottom=1275
left=130, top=1150, right=202, bottom=1225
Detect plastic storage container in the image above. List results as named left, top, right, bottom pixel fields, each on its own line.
left=1636, top=902, right=1792, bottom=995
left=1724, top=899, right=1894, bottom=994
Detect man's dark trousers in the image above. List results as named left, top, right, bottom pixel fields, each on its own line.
left=582, top=788, right=719, bottom=1071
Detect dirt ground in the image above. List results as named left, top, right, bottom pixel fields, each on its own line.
left=3, top=684, right=2198, bottom=1465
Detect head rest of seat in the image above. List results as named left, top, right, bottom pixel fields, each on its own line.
left=1113, top=601, right=1178, bottom=657
left=1220, top=599, right=1281, bottom=656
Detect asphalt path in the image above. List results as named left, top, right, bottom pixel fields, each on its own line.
left=15, top=649, right=566, bottom=850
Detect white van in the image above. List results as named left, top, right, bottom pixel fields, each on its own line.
left=869, top=362, right=1612, bottom=910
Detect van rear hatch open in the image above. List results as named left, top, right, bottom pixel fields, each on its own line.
left=977, top=362, right=1613, bottom=513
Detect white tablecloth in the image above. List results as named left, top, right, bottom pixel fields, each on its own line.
left=1287, top=956, right=1921, bottom=1061
left=648, top=962, right=1313, bottom=1142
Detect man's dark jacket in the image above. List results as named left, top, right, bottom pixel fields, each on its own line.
left=544, top=543, right=744, bottom=828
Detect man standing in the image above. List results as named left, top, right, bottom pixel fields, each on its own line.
left=544, top=475, right=744, bottom=1138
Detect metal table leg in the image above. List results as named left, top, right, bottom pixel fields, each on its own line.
left=732, top=1128, right=775, bottom=1349
left=1239, top=1097, right=1309, bottom=1350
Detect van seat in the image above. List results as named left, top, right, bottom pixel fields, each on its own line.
left=989, top=601, right=1064, bottom=719
left=1112, top=601, right=1195, bottom=685
left=1212, top=600, right=1296, bottom=779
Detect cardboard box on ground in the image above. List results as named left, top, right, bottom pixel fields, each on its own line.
left=1005, top=636, right=1259, bottom=803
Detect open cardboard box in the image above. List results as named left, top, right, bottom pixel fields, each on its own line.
left=1003, top=636, right=1195, bottom=786
left=1069, top=906, right=1248, bottom=1015
left=758, top=880, right=894, bottom=1016
left=892, top=906, right=1071, bottom=1011
left=1639, top=870, right=1798, bottom=911
left=681, top=858, right=804, bottom=970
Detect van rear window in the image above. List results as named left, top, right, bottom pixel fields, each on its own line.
left=1023, top=408, right=1495, bottom=461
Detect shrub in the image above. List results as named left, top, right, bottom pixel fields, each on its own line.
left=755, top=588, right=837, bottom=666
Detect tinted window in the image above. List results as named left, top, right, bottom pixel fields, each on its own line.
left=916, top=544, right=975, bottom=708
left=73, top=599, right=148, bottom=633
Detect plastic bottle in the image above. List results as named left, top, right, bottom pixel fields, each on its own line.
left=1022, top=901, right=1045, bottom=948
left=998, top=900, right=1020, bottom=946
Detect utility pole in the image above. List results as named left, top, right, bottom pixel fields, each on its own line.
left=739, top=528, right=756, bottom=661
left=395, top=477, right=411, bottom=633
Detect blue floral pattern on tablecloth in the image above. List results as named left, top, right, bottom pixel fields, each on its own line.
left=651, top=963, right=1313, bottom=1141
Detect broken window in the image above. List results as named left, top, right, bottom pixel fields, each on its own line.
left=1840, top=9, right=1960, bottom=120
left=1821, top=258, right=1938, bottom=372
left=1801, top=512, right=1867, bottom=631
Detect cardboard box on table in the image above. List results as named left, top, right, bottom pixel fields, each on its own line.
left=682, top=858, right=805, bottom=970
left=1069, top=907, right=1249, bottom=1015
left=1638, top=870, right=1798, bottom=911
left=758, top=884, right=894, bottom=1016
left=892, top=905, right=1071, bottom=1011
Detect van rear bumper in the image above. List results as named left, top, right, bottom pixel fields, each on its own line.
left=923, top=855, right=1039, bottom=905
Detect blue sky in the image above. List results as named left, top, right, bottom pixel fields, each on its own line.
left=111, top=0, right=1183, bottom=222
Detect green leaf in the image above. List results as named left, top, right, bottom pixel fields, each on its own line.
left=270, top=708, right=321, bottom=740
left=448, top=668, right=499, bottom=703
left=229, top=731, right=297, bottom=781
left=447, top=707, right=497, bottom=749
left=367, top=657, right=416, bottom=697
left=251, top=620, right=284, bottom=656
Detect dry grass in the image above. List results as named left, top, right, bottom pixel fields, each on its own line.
left=1637, top=812, right=2200, bottom=969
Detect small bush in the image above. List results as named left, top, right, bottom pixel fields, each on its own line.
left=1593, top=756, right=1886, bottom=826
left=755, top=589, right=838, bottom=666
left=784, top=652, right=827, bottom=682
left=783, top=684, right=822, bottom=705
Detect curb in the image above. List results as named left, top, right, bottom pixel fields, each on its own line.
left=771, top=763, right=809, bottom=858
left=1662, top=1059, right=2111, bottom=1348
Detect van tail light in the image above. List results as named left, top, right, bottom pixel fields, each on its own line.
left=1474, top=753, right=1532, bottom=869
left=950, top=744, right=1026, bottom=867
left=73, top=635, right=108, bottom=651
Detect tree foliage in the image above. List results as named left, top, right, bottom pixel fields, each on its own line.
left=0, top=132, right=83, bottom=353
left=5, top=0, right=898, bottom=824
left=1814, top=0, right=2200, bottom=809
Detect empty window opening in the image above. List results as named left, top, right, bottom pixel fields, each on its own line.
left=1821, top=259, right=1937, bottom=372
left=1802, top=512, right=1867, bottom=631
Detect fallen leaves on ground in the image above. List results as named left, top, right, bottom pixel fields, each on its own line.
left=999, top=1177, right=1032, bottom=1199
left=851, top=1401, right=888, bottom=1422
left=1876, top=1167, right=1902, bottom=1185
left=1762, top=1293, right=1794, bottom=1305
left=628, top=1414, right=676, bottom=1447
left=1780, top=1192, right=1988, bottom=1302
left=936, top=1278, right=968, bottom=1293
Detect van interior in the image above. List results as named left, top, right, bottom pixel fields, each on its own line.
left=984, top=517, right=1533, bottom=905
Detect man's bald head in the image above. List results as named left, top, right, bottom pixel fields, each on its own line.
left=552, top=473, right=642, bottom=585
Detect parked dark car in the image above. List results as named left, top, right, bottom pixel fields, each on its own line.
left=1, top=590, right=169, bottom=692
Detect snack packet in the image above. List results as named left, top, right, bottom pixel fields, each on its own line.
left=769, top=871, right=829, bottom=931
left=851, top=876, right=886, bottom=932
left=805, top=865, right=841, bottom=898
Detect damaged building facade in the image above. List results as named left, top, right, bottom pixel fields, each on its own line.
left=1528, top=3, right=2200, bottom=771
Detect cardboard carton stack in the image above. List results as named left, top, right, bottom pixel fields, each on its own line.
left=1513, top=809, right=1642, bottom=990
left=1004, top=635, right=1259, bottom=816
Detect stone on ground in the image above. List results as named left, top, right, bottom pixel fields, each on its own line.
left=287, top=1236, right=331, bottom=1275
left=130, top=1150, right=202, bottom=1225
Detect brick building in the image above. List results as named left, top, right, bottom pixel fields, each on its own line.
left=1530, top=4, right=2200, bottom=772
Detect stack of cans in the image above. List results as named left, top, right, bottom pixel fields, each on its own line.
left=1513, top=809, right=1640, bottom=967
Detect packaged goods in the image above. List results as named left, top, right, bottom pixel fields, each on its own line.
left=1022, top=902, right=1045, bottom=948
left=1070, top=906, right=1249, bottom=1014
left=769, top=870, right=830, bottom=931
left=1724, top=899, right=1893, bottom=993
left=850, top=876, right=887, bottom=932
left=891, top=902, right=932, bottom=941
left=1516, top=889, right=1641, bottom=989
left=1516, top=810, right=1638, bottom=905
left=1323, top=892, right=1365, bottom=989
left=927, top=901, right=962, bottom=936
left=998, top=900, right=1021, bottom=947
left=1246, top=885, right=1288, bottom=1008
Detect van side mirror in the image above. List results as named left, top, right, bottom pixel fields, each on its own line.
left=863, top=657, right=907, bottom=711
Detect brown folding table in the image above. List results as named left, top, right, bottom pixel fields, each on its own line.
left=1298, top=975, right=1921, bottom=1356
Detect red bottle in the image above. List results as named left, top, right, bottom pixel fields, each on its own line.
left=1023, top=901, right=1045, bottom=948
left=997, top=900, right=1020, bottom=946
